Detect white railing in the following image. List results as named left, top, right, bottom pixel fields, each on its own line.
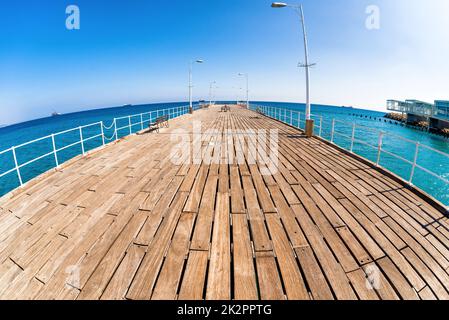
left=251, top=104, right=324, bottom=138
left=252, top=104, right=449, bottom=200
left=0, top=105, right=192, bottom=193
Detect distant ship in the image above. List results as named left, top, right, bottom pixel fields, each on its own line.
left=341, top=106, right=354, bottom=109
left=51, top=112, right=61, bottom=117
left=122, top=104, right=132, bottom=108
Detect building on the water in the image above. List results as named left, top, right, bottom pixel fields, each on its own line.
left=435, top=100, right=449, bottom=119
left=387, top=99, right=449, bottom=132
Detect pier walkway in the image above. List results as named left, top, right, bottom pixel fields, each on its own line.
left=1, top=105, right=449, bottom=300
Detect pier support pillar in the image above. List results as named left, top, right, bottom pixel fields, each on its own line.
left=305, top=119, right=314, bottom=138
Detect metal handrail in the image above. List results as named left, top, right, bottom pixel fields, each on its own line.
left=252, top=104, right=449, bottom=197
left=0, top=104, right=192, bottom=194
left=251, top=104, right=324, bottom=137
left=0, top=147, right=12, bottom=156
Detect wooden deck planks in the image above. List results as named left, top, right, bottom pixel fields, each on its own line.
left=232, top=214, right=258, bottom=300
left=206, top=192, right=231, bottom=300
left=0, top=105, right=448, bottom=300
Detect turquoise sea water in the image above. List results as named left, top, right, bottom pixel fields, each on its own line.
left=1, top=101, right=449, bottom=207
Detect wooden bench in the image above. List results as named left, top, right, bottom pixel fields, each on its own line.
left=149, top=115, right=169, bottom=133
left=221, top=105, right=230, bottom=113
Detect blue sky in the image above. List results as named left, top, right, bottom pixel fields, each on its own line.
left=0, top=0, right=448, bottom=125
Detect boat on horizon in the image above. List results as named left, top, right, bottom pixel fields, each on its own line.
left=51, top=111, right=61, bottom=117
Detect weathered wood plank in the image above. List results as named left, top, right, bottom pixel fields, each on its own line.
left=206, top=193, right=231, bottom=300
left=232, top=214, right=258, bottom=300
left=178, top=251, right=209, bottom=300
left=100, top=244, right=146, bottom=300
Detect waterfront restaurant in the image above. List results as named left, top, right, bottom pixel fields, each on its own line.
left=435, top=100, right=449, bottom=119
left=387, top=99, right=449, bottom=131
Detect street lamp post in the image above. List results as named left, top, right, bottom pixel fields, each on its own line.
left=271, top=2, right=315, bottom=137
left=238, top=73, right=249, bottom=109
left=189, top=59, right=204, bottom=114
left=231, top=86, right=242, bottom=105
left=209, top=81, right=217, bottom=106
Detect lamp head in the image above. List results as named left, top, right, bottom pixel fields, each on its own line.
left=271, top=2, right=288, bottom=8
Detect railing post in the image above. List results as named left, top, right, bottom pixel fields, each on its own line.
left=376, top=132, right=384, bottom=166
left=350, top=123, right=356, bottom=152
left=79, top=127, right=85, bottom=155
left=409, top=142, right=420, bottom=185
left=128, top=116, right=132, bottom=135
left=114, top=119, right=118, bottom=141
left=51, top=134, right=59, bottom=167
left=100, top=121, right=105, bottom=146
left=331, top=119, right=336, bottom=143
left=319, top=116, right=323, bottom=137
left=140, top=114, right=144, bottom=131
left=298, top=112, right=301, bottom=129
left=12, top=146, right=23, bottom=186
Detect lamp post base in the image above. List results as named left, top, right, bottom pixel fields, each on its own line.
left=189, top=107, right=193, bottom=114
left=305, top=119, right=314, bottom=138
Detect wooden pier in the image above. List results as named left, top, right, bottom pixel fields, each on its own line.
left=1, top=105, right=449, bottom=300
